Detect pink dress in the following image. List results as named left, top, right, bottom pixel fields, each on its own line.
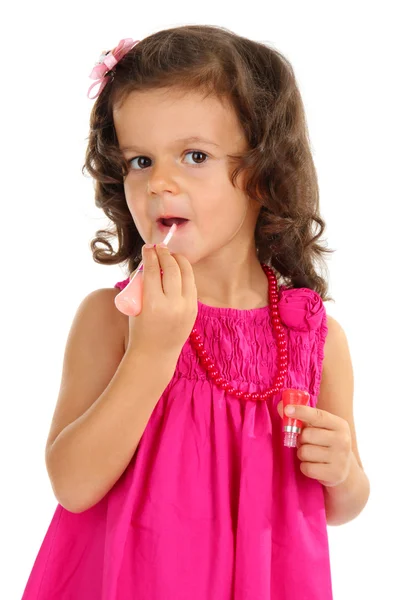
left=22, top=279, right=333, bottom=599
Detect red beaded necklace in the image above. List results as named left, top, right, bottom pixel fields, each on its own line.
left=189, top=263, right=287, bottom=402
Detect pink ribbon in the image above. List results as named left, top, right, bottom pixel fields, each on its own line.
left=87, top=38, right=140, bottom=99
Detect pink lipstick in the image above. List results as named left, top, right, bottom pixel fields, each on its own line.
left=282, top=388, right=310, bottom=447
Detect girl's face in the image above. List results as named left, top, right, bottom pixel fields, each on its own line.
left=113, top=88, right=260, bottom=265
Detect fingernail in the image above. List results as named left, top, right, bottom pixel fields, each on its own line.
left=285, top=406, right=295, bottom=415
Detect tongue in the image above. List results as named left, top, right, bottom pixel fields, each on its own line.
left=163, top=217, right=187, bottom=226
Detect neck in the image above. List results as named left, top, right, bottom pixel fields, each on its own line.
left=193, top=246, right=269, bottom=310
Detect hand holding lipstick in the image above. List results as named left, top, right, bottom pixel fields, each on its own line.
left=125, top=243, right=198, bottom=358
left=277, top=401, right=353, bottom=488
left=115, top=224, right=178, bottom=317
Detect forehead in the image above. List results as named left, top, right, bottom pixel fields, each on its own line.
left=113, top=88, right=245, bottom=150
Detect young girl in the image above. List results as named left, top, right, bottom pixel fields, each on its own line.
left=22, top=25, right=370, bottom=600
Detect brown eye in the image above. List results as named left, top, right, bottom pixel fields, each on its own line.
left=129, top=156, right=151, bottom=170
left=186, top=151, right=207, bottom=164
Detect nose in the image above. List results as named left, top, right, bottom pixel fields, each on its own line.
left=146, top=159, right=180, bottom=196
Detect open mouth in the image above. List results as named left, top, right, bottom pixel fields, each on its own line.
left=157, top=217, right=189, bottom=227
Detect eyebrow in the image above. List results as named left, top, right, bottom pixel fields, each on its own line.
left=120, top=136, right=221, bottom=152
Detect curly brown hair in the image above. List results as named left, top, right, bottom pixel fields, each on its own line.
left=83, top=24, right=335, bottom=302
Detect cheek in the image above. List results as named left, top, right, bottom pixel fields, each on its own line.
left=200, top=175, right=245, bottom=214
left=124, top=184, right=144, bottom=219
left=197, top=200, right=232, bottom=236
left=123, top=187, right=151, bottom=242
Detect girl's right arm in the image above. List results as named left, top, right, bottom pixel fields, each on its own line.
left=45, top=244, right=198, bottom=514
left=45, top=289, right=179, bottom=514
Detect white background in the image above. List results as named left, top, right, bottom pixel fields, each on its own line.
left=2, top=1, right=399, bottom=598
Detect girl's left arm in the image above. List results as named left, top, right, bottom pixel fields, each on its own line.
left=314, top=315, right=370, bottom=526
left=278, top=315, right=370, bottom=526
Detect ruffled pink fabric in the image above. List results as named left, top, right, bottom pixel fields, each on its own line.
left=278, top=287, right=325, bottom=331
left=22, top=280, right=332, bottom=599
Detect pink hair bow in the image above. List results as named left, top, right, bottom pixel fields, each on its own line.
left=87, top=38, right=140, bottom=99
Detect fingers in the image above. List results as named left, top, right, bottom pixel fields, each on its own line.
left=299, top=427, right=335, bottom=448
left=155, top=245, right=182, bottom=298
left=141, top=244, right=184, bottom=301
left=141, top=245, right=164, bottom=299
left=157, top=246, right=197, bottom=299
left=140, top=244, right=196, bottom=301
left=171, top=252, right=197, bottom=299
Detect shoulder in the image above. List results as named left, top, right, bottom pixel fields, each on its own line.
left=80, top=286, right=124, bottom=315
left=323, top=314, right=351, bottom=376
left=317, top=315, right=353, bottom=416
left=76, top=287, right=128, bottom=353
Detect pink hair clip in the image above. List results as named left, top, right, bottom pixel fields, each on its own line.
left=87, top=38, right=140, bottom=100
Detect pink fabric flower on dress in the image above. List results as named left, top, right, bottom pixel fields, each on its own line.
left=278, top=287, right=325, bottom=331
left=87, top=38, right=140, bottom=100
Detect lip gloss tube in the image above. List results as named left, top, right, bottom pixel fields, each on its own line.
left=114, top=223, right=178, bottom=317
left=282, top=388, right=310, bottom=448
